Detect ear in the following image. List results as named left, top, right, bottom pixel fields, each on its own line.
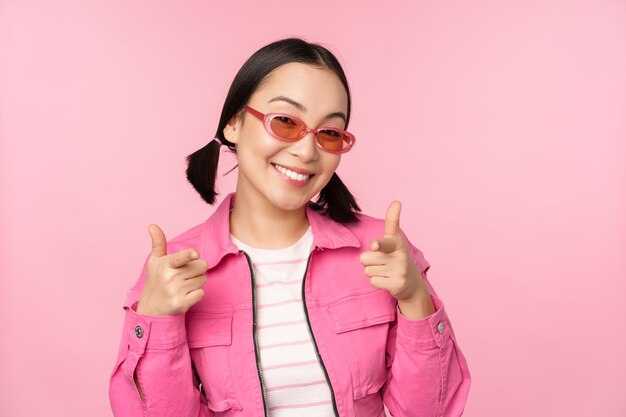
left=223, top=113, right=242, bottom=144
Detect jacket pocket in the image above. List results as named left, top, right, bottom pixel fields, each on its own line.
left=186, top=307, right=243, bottom=414
left=327, top=289, right=397, bottom=400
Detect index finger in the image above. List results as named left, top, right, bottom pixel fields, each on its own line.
left=373, top=237, right=398, bottom=253
left=168, top=248, right=199, bottom=269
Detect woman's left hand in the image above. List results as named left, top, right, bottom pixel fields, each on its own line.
left=359, top=200, right=428, bottom=302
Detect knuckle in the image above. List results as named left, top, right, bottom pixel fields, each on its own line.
left=171, top=296, right=184, bottom=311
left=162, top=269, right=175, bottom=282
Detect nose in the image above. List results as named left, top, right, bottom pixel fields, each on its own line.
left=288, top=129, right=319, bottom=162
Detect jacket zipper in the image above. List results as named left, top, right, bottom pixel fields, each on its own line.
left=241, top=250, right=269, bottom=417
left=302, top=245, right=340, bottom=417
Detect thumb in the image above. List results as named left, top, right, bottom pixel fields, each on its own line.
left=148, top=224, right=167, bottom=259
left=384, top=200, right=402, bottom=238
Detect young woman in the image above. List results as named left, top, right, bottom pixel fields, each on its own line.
left=109, top=37, right=471, bottom=417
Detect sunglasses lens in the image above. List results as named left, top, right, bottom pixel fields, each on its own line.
left=269, top=116, right=303, bottom=140
left=317, top=129, right=349, bottom=152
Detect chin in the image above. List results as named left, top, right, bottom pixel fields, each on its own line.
left=270, top=193, right=312, bottom=211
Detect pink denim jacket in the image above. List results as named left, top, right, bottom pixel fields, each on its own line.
left=109, top=192, right=471, bottom=417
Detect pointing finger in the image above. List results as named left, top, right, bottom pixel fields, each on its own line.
left=169, top=248, right=199, bottom=269
left=371, top=237, right=397, bottom=253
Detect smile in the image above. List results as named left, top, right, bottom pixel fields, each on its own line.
left=272, top=163, right=313, bottom=183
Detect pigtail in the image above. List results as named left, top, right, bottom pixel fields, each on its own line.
left=185, top=137, right=236, bottom=205
left=310, top=172, right=362, bottom=223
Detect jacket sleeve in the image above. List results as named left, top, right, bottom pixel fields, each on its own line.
left=382, top=230, right=471, bottom=417
left=109, top=252, right=212, bottom=417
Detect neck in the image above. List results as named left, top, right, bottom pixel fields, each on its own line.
left=229, top=190, right=311, bottom=250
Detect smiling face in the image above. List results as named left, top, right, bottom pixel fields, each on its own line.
left=223, top=62, right=349, bottom=213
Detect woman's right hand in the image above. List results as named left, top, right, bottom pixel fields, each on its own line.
left=136, top=224, right=208, bottom=316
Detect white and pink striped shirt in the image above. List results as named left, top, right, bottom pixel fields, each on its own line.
left=230, top=225, right=335, bottom=416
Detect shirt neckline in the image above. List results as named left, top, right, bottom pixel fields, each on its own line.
left=229, top=225, right=312, bottom=254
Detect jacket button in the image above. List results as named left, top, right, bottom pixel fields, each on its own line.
left=135, top=325, right=144, bottom=338
left=437, top=321, right=445, bottom=334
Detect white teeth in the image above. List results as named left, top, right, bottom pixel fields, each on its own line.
left=273, top=164, right=311, bottom=181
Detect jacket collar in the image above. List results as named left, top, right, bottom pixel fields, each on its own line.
left=200, top=192, right=361, bottom=270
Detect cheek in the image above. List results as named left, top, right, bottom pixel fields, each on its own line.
left=241, top=132, right=281, bottom=160
left=323, top=155, right=341, bottom=174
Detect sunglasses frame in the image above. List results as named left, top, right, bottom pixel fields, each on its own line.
left=243, top=105, right=355, bottom=154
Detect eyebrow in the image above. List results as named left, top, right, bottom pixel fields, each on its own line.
left=268, top=96, right=347, bottom=124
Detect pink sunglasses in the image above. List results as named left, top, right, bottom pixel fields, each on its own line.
left=243, top=105, right=356, bottom=154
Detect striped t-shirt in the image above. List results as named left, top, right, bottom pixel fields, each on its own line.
left=229, top=225, right=335, bottom=416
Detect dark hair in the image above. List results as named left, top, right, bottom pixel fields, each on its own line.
left=185, top=37, right=361, bottom=223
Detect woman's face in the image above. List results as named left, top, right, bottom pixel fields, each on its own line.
left=224, top=62, right=349, bottom=212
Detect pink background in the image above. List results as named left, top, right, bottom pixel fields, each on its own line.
left=1, top=1, right=625, bottom=416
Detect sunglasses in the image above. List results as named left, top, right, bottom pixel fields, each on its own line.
left=243, top=105, right=356, bottom=154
